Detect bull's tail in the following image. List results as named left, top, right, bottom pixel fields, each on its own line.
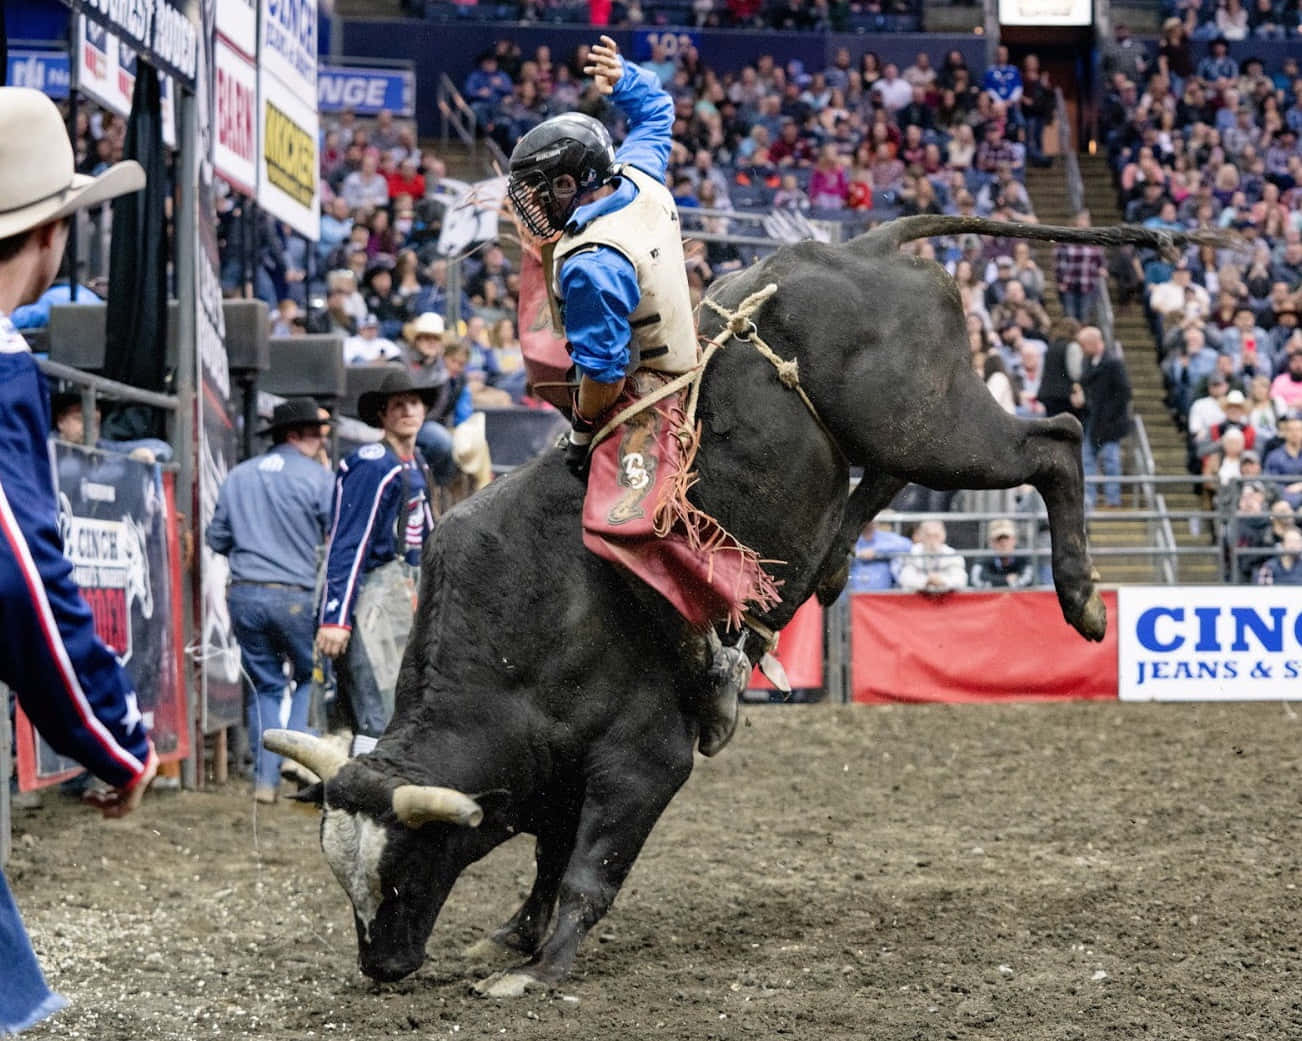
left=850, top=214, right=1235, bottom=258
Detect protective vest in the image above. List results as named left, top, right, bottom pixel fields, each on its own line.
left=553, top=164, right=699, bottom=376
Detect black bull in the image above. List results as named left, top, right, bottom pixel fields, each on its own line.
left=267, top=215, right=1221, bottom=996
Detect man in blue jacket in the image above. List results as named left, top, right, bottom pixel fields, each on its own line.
left=506, top=37, right=751, bottom=756
left=316, top=371, right=438, bottom=754
left=0, top=86, right=157, bottom=1034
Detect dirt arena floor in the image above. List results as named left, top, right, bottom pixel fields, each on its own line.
left=9, top=700, right=1302, bottom=1041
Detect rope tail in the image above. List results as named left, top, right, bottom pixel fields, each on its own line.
left=851, top=214, right=1238, bottom=260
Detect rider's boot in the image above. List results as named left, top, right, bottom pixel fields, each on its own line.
left=697, top=631, right=750, bottom=757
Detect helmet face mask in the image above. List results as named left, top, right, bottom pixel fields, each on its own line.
left=507, top=114, right=616, bottom=241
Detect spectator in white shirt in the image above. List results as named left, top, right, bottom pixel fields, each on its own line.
left=897, top=520, right=969, bottom=594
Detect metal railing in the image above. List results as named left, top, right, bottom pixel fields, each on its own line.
left=36, top=359, right=181, bottom=453
left=437, top=73, right=508, bottom=175
left=1129, top=414, right=1179, bottom=583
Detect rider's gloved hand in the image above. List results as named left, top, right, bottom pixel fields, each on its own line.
left=564, top=412, right=596, bottom=479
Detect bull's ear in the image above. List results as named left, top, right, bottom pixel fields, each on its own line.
left=288, top=782, right=325, bottom=807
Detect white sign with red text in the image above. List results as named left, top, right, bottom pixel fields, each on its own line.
left=213, top=37, right=258, bottom=196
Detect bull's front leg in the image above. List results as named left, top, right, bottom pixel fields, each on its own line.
left=473, top=737, right=694, bottom=997
left=465, top=817, right=578, bottom=962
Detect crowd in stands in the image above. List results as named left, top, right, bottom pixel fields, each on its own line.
left=403, top=0, right=921, bottom=33
left=1098, top=21, right=1302, bottom=580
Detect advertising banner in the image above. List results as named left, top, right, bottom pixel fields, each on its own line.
left=260, top=0, right=317, bottom=108
left=214, top=37, right=258, bottom=197
left=66, top=0, right=198, bottom=87
left=77, top=16, right=178, bottom=150
left=998, top=0, right=1092, bottom=25
left=318, top=63, right=415, bottom=117
left=1118, top=586, right=1302, bottom=701
left=749, top=597, right=824, bottom=691
left=850, top=590, right=1119, bottom=703
left=257, top=78, right=320, bottom=239
left=15, top=452, right=189, bottom=790
left=216, top=0, right=258, bottom=58
left=197, top=0, right=244, bottom=730
left=78, top=14, right=132, bottom=117
left=7, top=49, right=71, bottom=98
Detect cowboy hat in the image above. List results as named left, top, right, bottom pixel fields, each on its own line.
left=452, top=412, right=494, bottom=491
left=357, top=369, right=440, bottom=428
left=403, top=312, right=446, bottom=341
left=256, top=397, right=328, bottom=436
left=0, top=88, right=146, bottom=240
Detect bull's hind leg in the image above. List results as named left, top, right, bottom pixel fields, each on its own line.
left=474, top=734, right=695, bottom=997
left=874, top=391, right=1104, bottom=641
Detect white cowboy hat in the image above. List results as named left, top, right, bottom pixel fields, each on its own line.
left=0, top=88, right=145, bottom=240
left=452, top=412, right=493, bottom=491
left=403, top=311, right=445, bottom=341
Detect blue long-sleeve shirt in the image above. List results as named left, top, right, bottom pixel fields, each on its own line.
left=559, top=60, right=674, bottom=385
left=319, top=442, right=434, bottom=629
left=0, top=314, right=150, bottom=789
left=206, top=442, right=334, bottom=587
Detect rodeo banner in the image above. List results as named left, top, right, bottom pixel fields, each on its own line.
left=14, top=446, right=189, bottom=790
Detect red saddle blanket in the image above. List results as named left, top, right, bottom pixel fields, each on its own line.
left=581, top=374, right=781, bottom=630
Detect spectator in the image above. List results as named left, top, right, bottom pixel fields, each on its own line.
left=970, top=518, right=1035, bottom=588
left=465, top=52, right=515, bottom=127
left=316, top=371, right=438, bottom=753
left=206, top=399, right=334, bottom=804
left=1101, top=23, right=1148, bottom=86
left=809, top=144, right=849, bottom=208
left=1073, top=326, right=1132, bottom=510
left=1269, top=347, right=1302, bottom=410
left=871, top=63, right=913, bottom=115
left=1264, top=412, right=1302, bottom=506
left=1259, top=526, right=1302, bottom=582
left=980, top=348, right=1018, bottom=413
left=981, top=45, right=1023, bottom=116
left=848, top=512, right=911, bottom=591
left=344, top=313, right=402, bottom=367
left=1039, top=315, right=1083, bottom=419
left=897, top=520, right=969, bottom=594
left=340, top=148, right=390, bottom=211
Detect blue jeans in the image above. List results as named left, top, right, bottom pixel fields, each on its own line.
left=1059, top=289, right=1096, bottom=324
left=1083, top=438, right=1122, bottom=508
left=227, top=583, right=316, bottom=788
left=417, top=420, right=458, bottom=485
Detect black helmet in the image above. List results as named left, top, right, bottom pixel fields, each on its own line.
left=507, top=113, right=616, bottom=240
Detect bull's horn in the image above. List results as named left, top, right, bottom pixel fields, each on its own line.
left=392, top=785, right=484, bottom=828
left=262, top=729, right=347, bottom=783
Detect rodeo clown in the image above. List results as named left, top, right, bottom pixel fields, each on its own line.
left=0, top=87, right=157, bottom=1033
left=507, top=36, right=760, bottom=756
left=315, top=370, right=438, bottom=755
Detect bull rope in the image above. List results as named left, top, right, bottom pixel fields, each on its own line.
left=588, top=282, right=839, bottom=457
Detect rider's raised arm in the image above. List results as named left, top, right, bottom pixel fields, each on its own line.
left=609, top=61, right=673, bottom=184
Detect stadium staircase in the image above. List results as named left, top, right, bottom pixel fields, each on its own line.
left=1025, top=155, right=1219, bottom=582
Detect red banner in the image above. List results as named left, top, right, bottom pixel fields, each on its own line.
left=850, top=590, right=1118, bottom=703
left=750, top=598, right=824, bottom=690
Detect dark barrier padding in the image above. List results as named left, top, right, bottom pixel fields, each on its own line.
left=223, top=300, right=270, bottom=373
left=47, top=304, right=107, bottom=371
left=482, top=405, right=568, bottom=469
left=341, top=366, right=398, bottom=420
left=264, top=335, right=347, bottom=400
left=340, top=21, right=987, bottom=137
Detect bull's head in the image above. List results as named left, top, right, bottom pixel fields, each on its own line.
left=263, top=729, right=483, bottom=981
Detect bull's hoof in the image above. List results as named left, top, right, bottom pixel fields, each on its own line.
left=463, top=937, right=517, bottom=963
left=1073, top=589, right=1108, bottom=643
left=473, top=969, right=547, bottom=998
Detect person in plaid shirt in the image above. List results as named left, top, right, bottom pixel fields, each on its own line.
left=1055, top=210, right=1107, bottom=323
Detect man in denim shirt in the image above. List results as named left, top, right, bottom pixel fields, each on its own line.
left=206, top=398, right=334, bottom=803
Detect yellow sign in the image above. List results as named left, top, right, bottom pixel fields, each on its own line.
left=263, top=99, right=316, bottom=208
